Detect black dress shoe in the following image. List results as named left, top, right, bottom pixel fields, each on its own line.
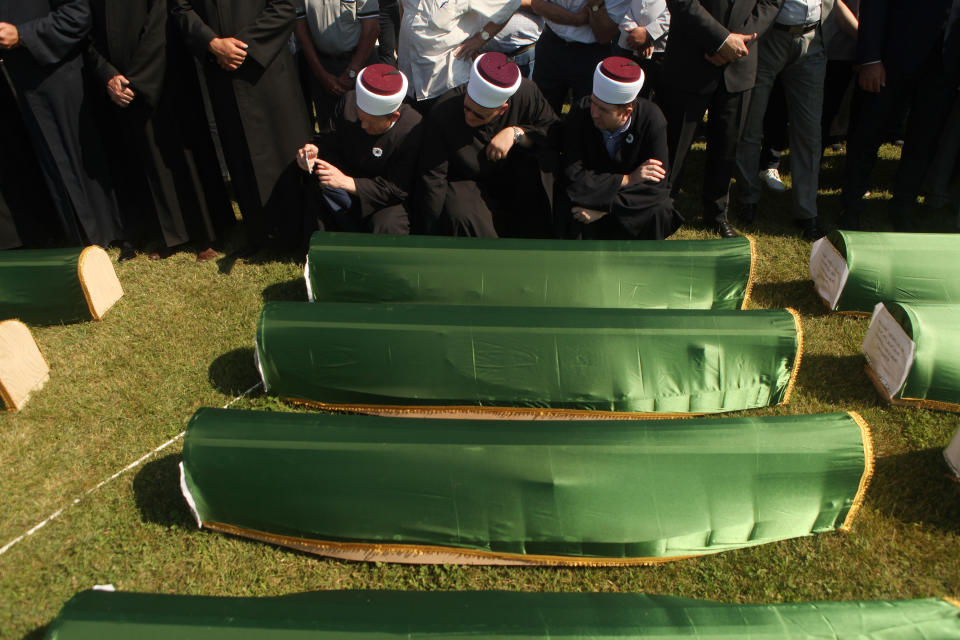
left=713, top=217, right=740, bottom=238
left=737, top=202, right=757, bottom=225
left=797, top=216, right=826, bottom=241
left=117, top=242, right=137, bottom=262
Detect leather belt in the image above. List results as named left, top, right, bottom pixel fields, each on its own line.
left=543, top=25, right=607, bottom=49
left=507, top=42, right=536, bottom=59
left=773, top=20, right=820, bottom=34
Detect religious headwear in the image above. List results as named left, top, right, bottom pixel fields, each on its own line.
left=356, top=64, right=408, bottom=116
left=467, top=52, right=522, bottom=109
left=592, top=56, right=645, bottom=105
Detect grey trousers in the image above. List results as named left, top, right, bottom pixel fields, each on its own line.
left=736, top=27, right=826, bottom=220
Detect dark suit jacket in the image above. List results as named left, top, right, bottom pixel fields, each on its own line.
left=857, top=0, right=953, bottom=74
left=661, top=0, right=781, bottom=94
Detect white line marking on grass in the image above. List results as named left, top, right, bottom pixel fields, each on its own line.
left=0, top=382, right=263, bottom=557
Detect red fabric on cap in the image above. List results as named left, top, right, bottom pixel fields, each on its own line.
left=476, top=52, right=520, bottom=88
left=599, top=56, right=643, bottom=84
left=360, top=64, right=405, bottom=96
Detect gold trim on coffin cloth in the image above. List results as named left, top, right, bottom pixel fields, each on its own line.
left=841, top=411, right=875, bottom=532
left=782, top=307, right=804, bottom=404
left=201, top=521, right=700, bottom=567
left=741, top=234, right=758, bottom=310
left=944, top=597, right=960, bottom=609
left=864, top=364, right=960, bottom=414
left=284, top=398, right=705, bottom=420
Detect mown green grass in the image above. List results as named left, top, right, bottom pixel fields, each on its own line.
left=1, top=143, right=959, bottom=639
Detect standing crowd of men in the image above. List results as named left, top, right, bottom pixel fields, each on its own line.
left=1, top=0, right=958, bottom=258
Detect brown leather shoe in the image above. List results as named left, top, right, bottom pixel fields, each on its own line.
left=197, top=248, right=218, bottom=262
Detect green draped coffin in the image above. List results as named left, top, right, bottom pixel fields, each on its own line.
left=179, top=409, right=872, bottom=565
left=0, top=246, right=122, bottom=324
left=47, top=591, right=960, bottom=639
left=304, top=232, right=756, bottom=310
left=810, top=231, right=960, bottom=313
left=255, top=302, right=803, bottom=417
left=862, top=302, right=960, bottom=412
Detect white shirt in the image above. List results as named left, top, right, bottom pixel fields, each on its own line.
left=545, top=0, right=631, bottom=44
left=490, top=8, right=544, bottom=49
left=775, top=0, right=821, bottom=26
left=398, top=0, right=521, bottom=101
left=617, top=0, right=669, bottom=54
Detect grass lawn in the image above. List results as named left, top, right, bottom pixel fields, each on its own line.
left=1, top=143, right=959, bottom=639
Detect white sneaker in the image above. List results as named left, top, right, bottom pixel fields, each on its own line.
left=759, top=168, right=786, bottom=192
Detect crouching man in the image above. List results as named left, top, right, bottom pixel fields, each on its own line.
left=296, top=64, right=423, bottom=234
left=559, top=56, right=683, bottom=239
left=417, top=52, right=558, bottom=237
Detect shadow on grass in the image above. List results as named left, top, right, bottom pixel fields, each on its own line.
left=133, top=454, right=196, bottom=530
left=262, top=277, right=307, bottom=303
left=217, top=245, right=305, bottom=276
left=208, top=347, right=259, bottom=396
left=792, top=354, right=879, bottom=407
left=748, top=279, right=825, bottom=316
left=869, top=448, right=960, bottom=533
left=20, top=625, right=45, bottom=640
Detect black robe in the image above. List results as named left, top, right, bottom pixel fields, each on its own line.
left=417, top=79, right=558, bottom=238
left=309, top=91, right=423, bottom=233
left=171, top=0, right=312, bottom=248
left=560, top=97, right=683, bottom=240
left=0, top=68, right=58, bottom=249
left=0, top=0, right=122, bottom=248
left=85, top=0, right=234, bottom=248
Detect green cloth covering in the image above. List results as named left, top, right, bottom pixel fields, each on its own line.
left=255, top=302, right=801, bottom=416
left=47, top=591, right=960, bottom=639
left=180, top=409, right=871, bottom=565
left=305, top=232, right=755, bottom=310
left=876, top=302, right=960, bottom=411
left=821, top=231, right=960, bottom=312
left=0, top=247, right=93, bottom=324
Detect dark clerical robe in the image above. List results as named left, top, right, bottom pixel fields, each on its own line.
left=309, top=92, right=423, bottom=234
left=560, top=97, right=683, bottom=240
left=171, top=0, right=312, bottom=248
left=86, top=0, right=235, bottom=249
left=417, top=79, right=558, bottom=238
left=0, top=67, right=58, bottom=249
left=0, top=0, right=122, bottom=248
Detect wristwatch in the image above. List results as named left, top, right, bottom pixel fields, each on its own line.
left=480, top=29, right=491, bottom=41
left=347, top=69, right=357, bottom=79
left=513, top=127, right=524, bottom=143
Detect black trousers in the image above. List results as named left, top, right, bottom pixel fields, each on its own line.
left=532, top=26, right=611, bottom=117
left=842, top=51, right=954, bottom=218
left=760, top=77, right=788, bottom=170
left=439, top=151, right=554, bottom=238
left=821, top=59, right=854, bottom=146
left=312, top=184, right=410, bottom=235
left=657, top=83, right=750, bottom=222
left=377, top=0, right=401, bottom=66
left=309, top=49, right=379, bottom=133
